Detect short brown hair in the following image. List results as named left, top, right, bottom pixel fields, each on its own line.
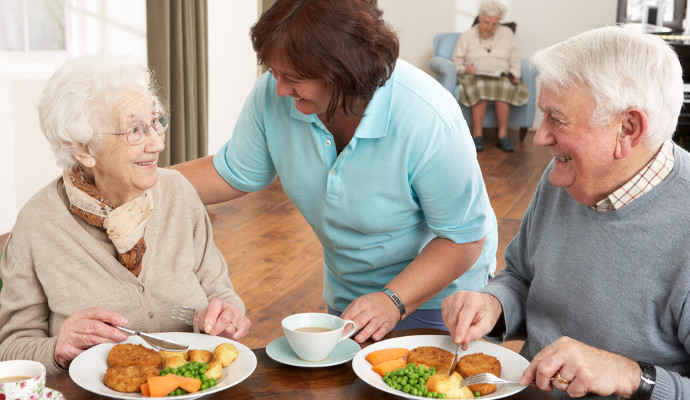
left=250, top=0, right=399, bottom=121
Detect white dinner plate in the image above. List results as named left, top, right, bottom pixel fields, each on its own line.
left=69, top=332, right=257, bottom=400
left=352, top=335, right=529, bottom=399
left=266, top=336, right=361, bottom=368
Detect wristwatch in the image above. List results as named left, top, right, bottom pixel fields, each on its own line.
left=379, top=288, right=406, bottom=321
left=618, top=361, right=655, bottom=400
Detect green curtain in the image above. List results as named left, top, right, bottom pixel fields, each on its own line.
left=146, top=0, right=208, bottom=167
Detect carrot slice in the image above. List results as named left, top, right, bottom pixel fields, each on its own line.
left=371, top=358, right=407, bottom=376
left=365, top=348, right=410, bottom=366
left=140, top=382, right=151, bottom=397
left=176, top=376, right=202, bottom=393
left=147, top=375, right=181, bottom=397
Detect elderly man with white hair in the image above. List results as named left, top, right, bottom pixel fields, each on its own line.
left=442, top=26, right=690, bottom=399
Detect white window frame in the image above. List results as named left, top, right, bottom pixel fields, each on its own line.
left=0, top=0, right=74, bottom=80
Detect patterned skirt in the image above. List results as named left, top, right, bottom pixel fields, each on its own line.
left=458, top=74, right=530, bottom=108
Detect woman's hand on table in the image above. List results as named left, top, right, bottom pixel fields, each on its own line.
left=441, top=291, right=502, bottom=350
left=521, top=336, right=641, bottom=398
left=54, top=307, right=129, bottom=368
left=197, top=298, right=251, bottom=340
left=341, top=291, right=401, bottom=343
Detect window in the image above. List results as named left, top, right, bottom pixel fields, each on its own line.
left=617, top=0, right=687, bottom=32
left=0, top=0, right=66, bottom=51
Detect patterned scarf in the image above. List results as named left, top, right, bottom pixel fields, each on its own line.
left=63, top=167, right=154, bottom=276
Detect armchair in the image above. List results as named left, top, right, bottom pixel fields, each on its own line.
left=428, top=32, right=537, bottom=141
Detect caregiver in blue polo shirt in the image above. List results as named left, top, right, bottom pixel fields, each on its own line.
left=173, top=0, right=498, bottom=344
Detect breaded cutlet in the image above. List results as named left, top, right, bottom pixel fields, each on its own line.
left=103, top=365, right=159, bottom=393
left=456, top=352, right=501, bottom=396
left=406, top=346, right=454, bottom=373
left=107, top=343, right=162, bottom=369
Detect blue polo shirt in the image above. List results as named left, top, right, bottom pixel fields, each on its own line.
left=214, top=59, right=497, bottom=311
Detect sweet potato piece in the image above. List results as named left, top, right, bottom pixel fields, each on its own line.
left=140, top=382, right=150, bottom=397
left=371, top=358, right=407, bottom=376
left=176, top=376, right=202, bottom=393
left=146, top=375, right=181, bottom=397
left=365, top=348, right=410, bottom=366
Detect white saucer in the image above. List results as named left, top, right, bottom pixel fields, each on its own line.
left=266, top=336, right=360, bottom=368
left=42, top=387, right=64, bottom=400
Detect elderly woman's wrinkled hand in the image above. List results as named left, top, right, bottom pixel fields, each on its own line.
left=441, top=291, right=502, bottom=350
left=341, top=291, right=400, bottom=343
left=54, top=307, right=129, bottom=368
left=465, top=63, right=477, bottom=75
left=197, top=298, right=250, bottom=341
left=520, top=336, right=641, bottom=398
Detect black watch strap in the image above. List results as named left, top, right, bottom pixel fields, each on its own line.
left=379, top=288, right=406, bottom=321
left=629, top=361, right=656, bottom=400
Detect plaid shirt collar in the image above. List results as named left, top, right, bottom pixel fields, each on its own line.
left=594, top=141, right=675, bottom=212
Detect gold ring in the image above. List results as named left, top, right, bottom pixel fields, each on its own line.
left=554, top=372, right=570, bottom=385
left=231, top=321, right=238, bottom=330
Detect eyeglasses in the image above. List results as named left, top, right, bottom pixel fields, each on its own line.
left=101, top=112, right=170, bottom=145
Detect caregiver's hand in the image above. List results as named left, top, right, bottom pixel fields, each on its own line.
left=55, top=307, right=128, bottom=368
left=341, top=291, right=400, bottom=343
left=197, top=298, right=251, bottom=341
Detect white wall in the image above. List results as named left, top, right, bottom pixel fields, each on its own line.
left=0, top=1, right=623, bottom=234
left=208, top=0, right=259, bottom=154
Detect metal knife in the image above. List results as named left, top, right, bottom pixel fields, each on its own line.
left=113, top=325, right=189, bottom=351
left=448, top=343, right=462, bottom=375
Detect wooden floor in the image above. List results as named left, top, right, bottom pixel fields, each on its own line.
left=0, top=129, right=552, bottom=350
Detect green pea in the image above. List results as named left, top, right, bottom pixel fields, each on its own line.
left=474, top=391, right=481, bottom=397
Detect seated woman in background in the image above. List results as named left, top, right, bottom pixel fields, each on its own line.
left=452, top=0, right=529, bottom=152
left=0, top=53, right=249, bottom=376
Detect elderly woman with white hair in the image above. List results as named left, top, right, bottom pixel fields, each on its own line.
left=0, top=53, right=250, bottom=376
left=442, top=26, right=690, bottom=399
left=452, top=0, right=529, bottom=152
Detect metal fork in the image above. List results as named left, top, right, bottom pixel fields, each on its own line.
left=171, top=305, right=198, bottom=326
left=458, top=372, right=524, bottom=389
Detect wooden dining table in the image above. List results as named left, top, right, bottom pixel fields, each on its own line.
left=46, top=328, right=557, bottom=399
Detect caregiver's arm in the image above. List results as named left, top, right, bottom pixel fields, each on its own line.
left=343, top=236, right=485, bottom=343
left=170, top=155, right=247, bottom=205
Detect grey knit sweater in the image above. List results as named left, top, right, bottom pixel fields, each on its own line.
left=483, top=143, right=690, bottom=399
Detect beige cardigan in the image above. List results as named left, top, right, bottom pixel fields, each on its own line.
left=0, top=169, right=244, bottom=376
left=452, top=24, right=521, bottom=79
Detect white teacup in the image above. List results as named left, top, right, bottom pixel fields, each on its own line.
left=0, top=360, right=46, bottom=400
left=282, top=313, right=357, bottom=361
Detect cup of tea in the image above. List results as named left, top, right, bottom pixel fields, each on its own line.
left=282, top=312, right=357, bottom=361
left=0, top=360, right=46, bottom=400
